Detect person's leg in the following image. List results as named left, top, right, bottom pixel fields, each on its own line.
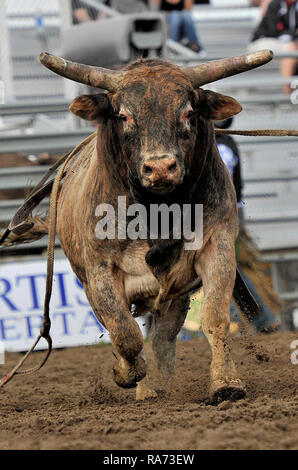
left=248, top=38, right=297, bottom=94
left=167, top=11, right=183, bottom=42
left=280, top=41, right=298, bottom=94
left=180, top=10, right=204, bottom=51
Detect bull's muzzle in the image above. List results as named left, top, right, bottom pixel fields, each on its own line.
left=140, top=155, right=184, bottom=193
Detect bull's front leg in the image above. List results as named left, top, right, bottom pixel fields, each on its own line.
left=85, top=271, right=146, bottom=388
left=195, top=231, right=246, bottom=404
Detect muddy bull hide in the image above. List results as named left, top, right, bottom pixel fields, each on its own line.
left=10, top=50, right=272, bottom=404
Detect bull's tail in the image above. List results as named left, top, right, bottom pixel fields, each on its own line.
left=233, top=268, right=259, bottom=322
left=0, top=215, right=48, bottom=248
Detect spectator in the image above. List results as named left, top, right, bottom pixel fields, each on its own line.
left=151, top=0, right=206, bottom=55
left=248, top=0, right=298, bottom=94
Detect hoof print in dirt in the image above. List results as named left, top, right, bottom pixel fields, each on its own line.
left=211, top=386, right=246, bottom=406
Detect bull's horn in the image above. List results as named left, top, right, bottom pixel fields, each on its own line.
left=184, top=50, right=273, bottom=88
left=39, top=52, right=124, bottom=92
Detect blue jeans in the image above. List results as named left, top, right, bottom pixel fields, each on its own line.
left=167, top=10, right=202, bottom=47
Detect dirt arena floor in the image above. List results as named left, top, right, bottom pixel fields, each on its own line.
left=0, top=331, right=297, bottom=450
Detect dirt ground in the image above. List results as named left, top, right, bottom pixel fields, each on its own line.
left=0, top=332, right=297, bottom=450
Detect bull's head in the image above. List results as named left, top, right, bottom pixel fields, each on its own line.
left=40, top=50, right=272, bottom=195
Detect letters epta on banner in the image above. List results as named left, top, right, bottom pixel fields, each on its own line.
left=0, top=257, right=145, bottom=352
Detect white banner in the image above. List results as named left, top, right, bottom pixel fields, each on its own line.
left=0, top=256, right=145, bottom=353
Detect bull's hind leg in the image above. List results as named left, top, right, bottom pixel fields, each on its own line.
left=136, top=347, right=158, bottom=401
left=151, top=295, right=189, bottom=383
left=136, top=297, right=189, bottom=400
left=86, top=272, right=146, bottom=388
left=195, top=231, right=246, bottom=404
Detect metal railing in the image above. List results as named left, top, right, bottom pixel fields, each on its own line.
left=0, top=166, right=51, bottom=190
left=0, top=100, right=70, bottom=116
left=0, top=129, right=91, bottom=154
left=0, top=198, right=49, bottom=223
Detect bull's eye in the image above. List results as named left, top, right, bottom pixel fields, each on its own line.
left=184, top=110, right=194, bottom=120
left=181, top=108, right=195, bottom=123
left=119, top=114, right=127, bottom=121
left=116, top=111, right=134, bottom=125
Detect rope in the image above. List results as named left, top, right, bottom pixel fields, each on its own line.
left=215, top=129, right=298, bottom=137
left=0, top=132, right=96, bottom=388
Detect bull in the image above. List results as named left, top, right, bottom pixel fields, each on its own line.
left=15, top=50, right=273, bottom=403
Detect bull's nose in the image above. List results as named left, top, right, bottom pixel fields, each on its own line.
left=141, top=157, right=180, bottom=186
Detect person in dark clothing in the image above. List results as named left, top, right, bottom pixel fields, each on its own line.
left=252, top=0, right=298, bottom=42
left=215, top=118, right=279, bottom=333
left=249, top=0, right=298, bottom=93
left=151, top=0, right=205, bottom=54
left=215, top=130, right=242, bottom=207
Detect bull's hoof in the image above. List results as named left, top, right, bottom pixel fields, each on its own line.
left=210, top=379, right=246, bottom=405
left=113, top=374, right=137, bottom=389
left=113, top=357, right=146, bottom=389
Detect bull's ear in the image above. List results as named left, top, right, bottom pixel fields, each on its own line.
left=197, top=89, right=242, bottom=120
left=69, top=93, right=112, bottom=121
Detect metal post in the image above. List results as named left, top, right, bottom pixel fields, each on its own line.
left=58, top=0, right=81, bottom=129
left=0, top=0, right=14, bottom=102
